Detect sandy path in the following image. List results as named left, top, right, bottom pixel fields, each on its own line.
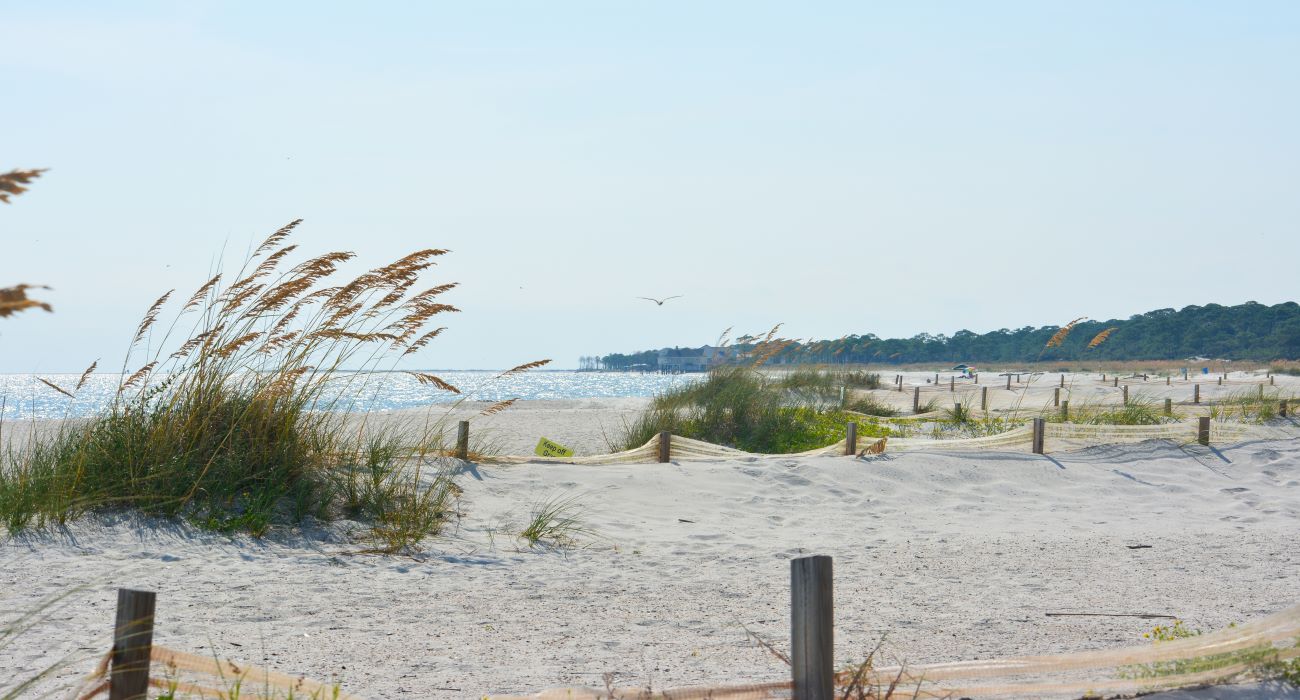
left=3, top=433, right=1298, bottom=698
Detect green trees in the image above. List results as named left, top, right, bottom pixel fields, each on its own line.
left=601, top=301, right=1300, bottom=367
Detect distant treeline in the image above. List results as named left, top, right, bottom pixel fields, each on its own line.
left=599, top=302, right=1300, bottom=369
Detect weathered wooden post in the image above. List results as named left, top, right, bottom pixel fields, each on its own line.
left=110, top=588, right=156, bottom=700
left=949, top=377, right=955, bottom=392
left=1053, top=387, right=1060, bottom=407
left=934, top=372, right=939, bottom=384
left=657, top=431, right=671, bottom=463
left=1218, top=376, right=1222, bottom=386
left=1166, top=375, right=1170, bottom=386
left=1113, top=377, right=1118, bottom=387
left=1060, top=374, right=1065, bottom=388
left=1016, top=373, right=1021, bottom=384
left=980, top=386, right=988, bottom=411
left=455, top=420, right=470, bottom=460
left=845, top=422, right=857, bottom=456
left=1270, top=376, right=1275, bottom=386
left=1122, top=385, right=1129, bottom=405
left=1164, top=398, right=1173, bottom=416
left=791, top=556, right=834, bottom=700
left=1259, top=384, right=1265, bottom=399
left=1193, top=384, right=1201, bottom=404
left=912, top=386, right=921, bottom=413
left=1197, top=417, right=1210, bottom=446
left=1061, top=400, right=1069, bottom=420
left=1102, top=373, right=1106, bottom=383
left=974, top=373, right=979, bottom=384
left=1031, top=418, right=1045, bottom=454
left=1281, top=400, right=1289, bottom=418
left=1005, top=374, right=1011, bottom=390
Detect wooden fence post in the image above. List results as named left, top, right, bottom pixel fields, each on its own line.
left=1164, top=398, right=1172, bottom=416
left=1061, top=400, right=1069, bottom=420
left=455, top=420, right=469, bottom=460
left=1218, top=376, right=1223, bottom=386
left=1193, top=384, right=1200, bottom=404
left=1197, top=417, right=1210, bottom=446
left=1102, top=373, right=1106, bottom=383
left=981, top=386, right=988, bottom=411
left=1031, top=418, right=1045, bottom=454
left=974, top=373, right=979, bottom=384
left=845, top=422, right=857, bottom=456
left=791, top=556, right=833, bottom=700
left=949, top=377, right=954, bottom=392
left=1258, top=384, right=1264, bottom=399
left=1053, top=387, right=1060, bottom=407
left=1281, top=400, right=1288, bottom=418
left=1270, top=376, right=1275, bottom=386
left=657, top=431, right=671, bottom=462
left=1113, top=377, right=1118, bottom=388
left=111, top=588, right=156, bottom=700
left=1122, top=385, right=1129, bottom=405
left=913, top=386, right=920, bottom=414
left=1005, top=374, right=1011, bottom=390
left=1060, top=374, right=1065, bottom=388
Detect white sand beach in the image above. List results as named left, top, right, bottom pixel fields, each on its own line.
left=3, top=390, right=1298, bottom=698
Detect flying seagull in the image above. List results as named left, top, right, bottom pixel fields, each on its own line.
left=637, top=295, right=683, bottom=306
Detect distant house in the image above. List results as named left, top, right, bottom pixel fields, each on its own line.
left=657, top=346, right=734, bottom=372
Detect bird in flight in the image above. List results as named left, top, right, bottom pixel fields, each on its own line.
left=637, top=295, right=683, bottom=306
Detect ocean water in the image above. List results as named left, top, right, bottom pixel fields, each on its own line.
left=0, top=371, right=703, bottom=421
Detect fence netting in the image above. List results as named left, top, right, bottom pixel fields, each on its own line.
left=493, top=603, right=1300, bottom=699
left=477, top=420, right=1298, bottom=465
left=72, top=645, right=363, bottom=700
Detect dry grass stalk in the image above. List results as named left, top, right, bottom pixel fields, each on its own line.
left=752, top=339, right=793, bottom=368
left=406, top=372, right=461, bottom=394
left=75, top=361, right=97, bottom=392
left=131, top=290, right=173, bottom=346
left=1045, top=317, right=1087, bottom=348
left=0, top=284, right=53, bottom=318
left=183, top=274, right=222, bottom=311
left=36, top=377, right=74, bottom=399
left=481, top=398, right=518, bottom=416
left=254, top=218, right=303, bottom=255
left=0, top=168, right=46, bottom=203
left=401, top=327, right=446, bottom=356
left=1089, top=327, right=1118, bottom=349
left=120, top=362, right=157, bottom=391
left=498, top=359, right=552, bottom=378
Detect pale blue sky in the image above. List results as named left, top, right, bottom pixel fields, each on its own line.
left=3, top=1, right=1298, bottom=371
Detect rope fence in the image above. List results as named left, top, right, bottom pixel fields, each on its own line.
left=495, top=557, right=1300, bottom=700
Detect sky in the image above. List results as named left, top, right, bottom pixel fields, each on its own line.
left=2, top=1, right=1298, bottom=372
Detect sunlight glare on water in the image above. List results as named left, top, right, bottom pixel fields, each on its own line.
left=0, top=371, right=702, bottom=421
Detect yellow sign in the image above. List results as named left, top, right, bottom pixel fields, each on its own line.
left=534, top=437, right=575, bottom=458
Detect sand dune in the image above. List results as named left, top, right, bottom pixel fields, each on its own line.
left=3, top=421, right=1297, bottom=698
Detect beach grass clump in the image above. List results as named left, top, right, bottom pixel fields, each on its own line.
left=1210, top=389, right=1286, bottom=423
left=519, top=494, right=590, bottom=548
left=846, top=395, right=899, bottom=417
left=615, top=366, right=891, bottom=454
left=0, top=220, right=483, bottom=545
left=1046, top=393, right=1171, bottom=426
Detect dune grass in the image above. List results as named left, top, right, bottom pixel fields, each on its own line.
left=614, top=366, right=891, bottom=454
left=518, top=494, right=591, bottom=548
left=1043, top=392, right=1172, bottom=426
left=0, top=221, right=540, bottom=548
